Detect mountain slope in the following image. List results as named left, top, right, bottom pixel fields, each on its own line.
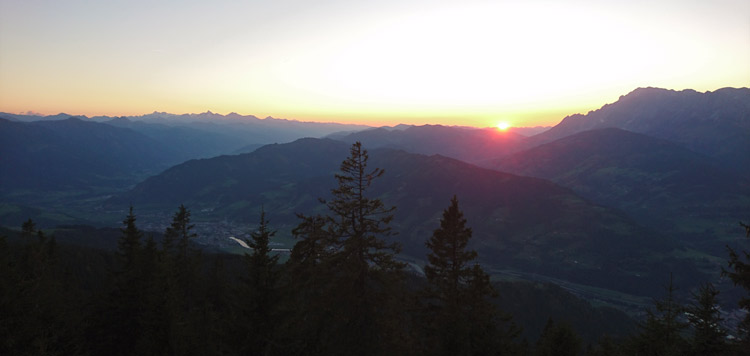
left=110, top=138, right=696, bottom=296
left=105, top=117, right=248, bottom=160
left=528, top=87, right=750, bottom=172
left=492, top=128, right=750, bottom=248
left=0, top=117, right=178, bottom=194
left=336, top=124, right=527, bottom=163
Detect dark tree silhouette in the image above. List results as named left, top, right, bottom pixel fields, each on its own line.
left=1, top=219, right=82, bottom=355
left=282, top=214, right=333, bottom=354
left=630, top=274, right=687, bottom=356
left=685, top=283, right=727, bottom=355
left=534, top=318, right=583, bottom=356
left=117, top=206, right=143, bottom=269
left=421, top=195, right=520, bottom=355
left=287, top=141, right=407, bottom=355
left=238, top=208, right=281, bottom=355
left=163, top=203, right=197, bottom=258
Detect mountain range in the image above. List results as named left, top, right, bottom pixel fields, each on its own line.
left=1, top=110, right=370, bottom=145
left=334, top=125, right=527, bottom=164
left=1, top=86, right=748, bottom=304
left=529, top=87, right=750, bottom=173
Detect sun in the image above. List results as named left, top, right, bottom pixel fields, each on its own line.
left=496, top=122, right=511, bottom=131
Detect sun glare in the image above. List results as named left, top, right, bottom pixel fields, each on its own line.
left=497, top=122, right=510, bottom=131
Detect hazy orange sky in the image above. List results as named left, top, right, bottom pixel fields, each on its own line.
left=1, top=0, right=748, bottom=128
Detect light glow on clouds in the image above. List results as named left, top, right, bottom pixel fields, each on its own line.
left=0, top=0, right=748, bottom=127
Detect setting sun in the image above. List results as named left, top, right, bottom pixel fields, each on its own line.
left=497, top=122, right=511, bottom=131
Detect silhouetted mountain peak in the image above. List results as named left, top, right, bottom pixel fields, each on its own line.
left=529, top=86, right=750, bottom=172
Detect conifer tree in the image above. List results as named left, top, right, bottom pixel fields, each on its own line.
left=282, top=214, right=333, bottom=354
left=421, top=195, right=476, bottom=355
left=118, top=205, right=143, bottom=269
left=21, top=218, right=35, bottom=239
left=424, top=196, right=477, bottom=302
left=90, top=209, right=149, bottom=356
left=421, top=195, right=519, bottom=355
left=323, top=141, right=406, bottom=355
left=239, top=208, right=280, bottom=355
left=158, top=204, right=202, bottom=354
left=288, top=141, right=407, bottom=355
left=685, top=283, right=727, bottom=355
left=112, top=209, right=146, bottom=355
left=630, top=274, right=687, bottom=356
left=324, top=142, right=401, bottom=266
left=163, top=204, right=197, bottom=259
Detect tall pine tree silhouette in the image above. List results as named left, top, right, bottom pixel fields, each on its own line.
left=421, top=195, right=519, bottom=355
left=238, top=208, right=280, bottom=355
left=685, top=283, right=727, bottom=355
left=288, top=142, right=407, bottom=355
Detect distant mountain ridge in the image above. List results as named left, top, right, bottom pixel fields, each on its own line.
left=336, top=124, right=527, bottom=163
left=0, top=110, right=372, bottom=151
left=528, top=87, right=750, bottom=172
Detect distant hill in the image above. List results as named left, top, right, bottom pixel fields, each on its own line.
left=336, top=124, right=527, bottom=163
left=0, top=117, right=178, bottom=195
left=507, top=126, right=550, bottom=137
left=105, top=117, right=249, bottom=160
left=231, top=143, right=266, bottom=155
left=528, top=87, right=750, bottom=172
left=109, top=137, right=700, bottom=297
left=492, top=128, right=750, bottom=251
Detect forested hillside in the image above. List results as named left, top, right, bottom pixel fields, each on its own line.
left=3, top=142, right=748, bottom=355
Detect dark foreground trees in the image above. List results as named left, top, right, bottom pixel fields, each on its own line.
left=1, top=219, right=83, bottom=355
left=88, top=204, right=213, bottom=355
left=237, top=208, right=281, bottom=355
left=285, top=141, right=410, bottom=355
left=629, top=274, right=688, bottom=356
left=685, top=283, right=727, bottom=355
left=421, top=195, right=520, bottom=355
left=10, top=142, right=748, bottom=355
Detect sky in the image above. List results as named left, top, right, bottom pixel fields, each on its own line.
left=1, top=0, right=748, bottom=128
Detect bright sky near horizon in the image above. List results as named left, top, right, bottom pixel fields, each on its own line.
left=1, top=0, right=748, bottom=128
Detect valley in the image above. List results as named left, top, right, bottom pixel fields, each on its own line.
left=2, top=86, right=749, bottom=327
